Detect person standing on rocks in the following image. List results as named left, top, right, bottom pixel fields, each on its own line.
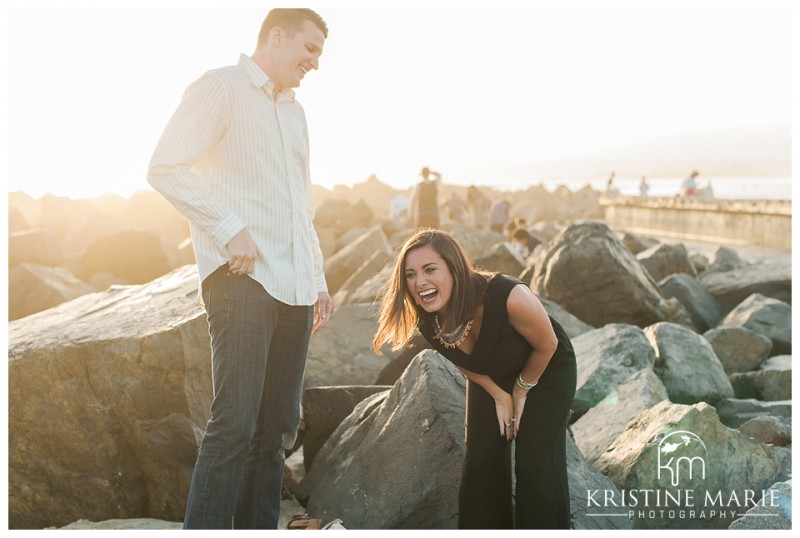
left=411, top=166, right=441, bottom=228
left=372, top=229, right=576, bottom=529
left=147, top=8, right=331, bottom=529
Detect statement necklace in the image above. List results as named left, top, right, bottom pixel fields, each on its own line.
left=433, top=315, right=474, bottom=349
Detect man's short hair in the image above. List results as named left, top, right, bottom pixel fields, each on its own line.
left=257, top=8, right=328, bottom=46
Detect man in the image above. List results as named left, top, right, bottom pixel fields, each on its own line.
left=147, top=9, right=331, bottom=529
left=411, top=166, right=441, bottom=228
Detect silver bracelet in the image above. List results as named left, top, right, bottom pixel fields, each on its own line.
left=516, top=373, right=538, bottom=390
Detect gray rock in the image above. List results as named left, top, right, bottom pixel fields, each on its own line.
left=333, top=199, right=375, bottom=234
left=314, top=198, right=351, bottom=229
left=700, top=262, right=791, bottom=311
left=8, top=266, right=210, bottom=529
left=335, top=226, right=369, bottom=251
left=302, top=385, right=393, bottom=471
left=450, top=226, right=505, bottom=260
left=531, top=221, right=668, bottom=328
left=332, top=249, right=391, bottom=307
left=595, top=401, right=785, bottom=529
left=8, top=204, right=30, bottom=233
left=58, top=518, right=183, bottom=530
left=702, top=327, right=773, bottom=374
left=714, top=398, right=792, bottom=428
left=645, top=322, right=734, bottom=405
left=305, top=303, right=393, bottom=388
left=567, top=431, right=633, bottom=529
left=689, top=252, right=709, bottom=276
left=540, top=297, right=594, bottom=339
left=660, top=273, right=723, bottom=332
left=717, top=293, right=791, bottom=356
left=474, top=242, right=526, bottom=278
left=298, top=350, right=467, bottom=529
left=571, top=324, right=656, bottom=419
left=77, top=229, right=172, bottom=284
left=8, top=229, right=64, bottom=268
left=347, top=265, right=392, bottom=306
left=707, top=246, right=745, bottom=274
left=374, top=332, right=431, bottom=386
left=573, top=369, right=668, bottom=464
left=323, top=226, right=391, bottom=295
left=617, top=232, right=658, bottom=255
left=738, top=415, right=791, bottom=446
left=729, top=363, right=791, bottom=401
left=637, top=242, right=696, bottom=283
left=728, top=480, right=791, bottom=530
left=9, top=263, right=94, bottom=320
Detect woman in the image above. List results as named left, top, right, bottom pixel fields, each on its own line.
left=373, top=229, right=576, bottom=529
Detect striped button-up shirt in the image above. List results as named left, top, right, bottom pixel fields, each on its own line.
left=148, top=54, right=327, bottom=306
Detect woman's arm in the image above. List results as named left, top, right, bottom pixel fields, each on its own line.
left=506, top=284, right=559, bottom=434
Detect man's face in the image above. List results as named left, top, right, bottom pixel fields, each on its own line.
left=273, top=19, right=325, bottom=90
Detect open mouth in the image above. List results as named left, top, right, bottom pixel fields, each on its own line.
left=419, top=288, right=438, bottom=304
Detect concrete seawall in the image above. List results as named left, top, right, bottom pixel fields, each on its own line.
left=600, top=196, right=791, bottom=251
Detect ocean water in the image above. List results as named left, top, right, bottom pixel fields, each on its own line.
left=532, top=177, right=791, bottom=201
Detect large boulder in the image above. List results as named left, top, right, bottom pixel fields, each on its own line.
left=332, top=250, right=391, bottom=307
left=449, top=226, right=505, bottom=260
left=77, top=230, right=172, bottom=284
left=728, top=480, right=791, bottom=530
left=702, top=327, right=772, bottom=374
left=644, top=322, right=734, bottom=405
left=572, top=369, right=668, bottom=464
left=738, top=415, right=792, bottom=446
left=531, top=221, right=668, bottom=328
left=9, top=263, right=95, bottom=320
left=700, top=262, right=791, bottom=311
left=8, top=229, right=64, bottom=268
left=474, top=242, right=526, bottom=278
left=571, top=324, right=656, bottom=419
left=566, top=432, right=633, bottom=529
left=323, top=226, right=391, bottom=295
left=717, top=294, right=791, bottom=356
left=713, top=398, right=792, bottom=429
left=636, top=242, right=696, bottom=283
left=728, top=355, right=791, bottom=401
left=8, top=265, right=210, bottom=529
left=659, top=273, right=723, bottom=332
left=298, top=351, right=467, bottom=529
left=617, top=232, right=658, bottom=255
left=706, top=246, right=746, bottom=274
left=594, top=400, right=785, bottom=529
left=540, top=297, right=594, bottom=339
left=305, top=303, right=393, bottom=388
left=302, top=385, right=392, bottom=472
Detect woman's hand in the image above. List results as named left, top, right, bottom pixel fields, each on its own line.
left=511, top=382, right=529, bottom=437
left=494, top=391, right=515, bottom=441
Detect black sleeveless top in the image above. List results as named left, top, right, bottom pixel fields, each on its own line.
left=418, top=274, right=575, bottom=391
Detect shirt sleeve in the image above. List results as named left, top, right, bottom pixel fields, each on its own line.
left=304, top=135, right=328, bottom=294
left=147, top=71, right=246, bottom=248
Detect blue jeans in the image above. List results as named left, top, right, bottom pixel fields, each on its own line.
left=183, top=266, right=313, bottom=529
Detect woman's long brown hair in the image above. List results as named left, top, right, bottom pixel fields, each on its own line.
left=372, top=228, right=490, bottom=354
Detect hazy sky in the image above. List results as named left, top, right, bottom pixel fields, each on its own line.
left=5, top=0, right=793, bottom=198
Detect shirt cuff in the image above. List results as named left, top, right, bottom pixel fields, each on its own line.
left=209, top=213, right=247, bottom=248
left=315, top=272, right=328, bottom=294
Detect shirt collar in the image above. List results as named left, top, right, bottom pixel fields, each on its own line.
left=238, top=53, right=295, bottom=102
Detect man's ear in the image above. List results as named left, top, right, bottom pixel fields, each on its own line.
left=270, top=26, right=282, bottom=47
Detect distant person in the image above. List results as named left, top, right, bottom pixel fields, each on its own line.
left=639, top=176, right=650, bottom=197
left=147, top=9, right=331, bottom=529
left=411, top=166, right=441, bottom=228
left=505, top=217, right=526, bottom=241
left=441, top=192, right=467, bottom=224
left=605, top=171, right=619, bottom=195
left=373, top=229, right=577, bottom=529
left=489, top=198, right=511, bottom=234
left=510, top=227, right=542, bottom=259
left=390, top=193, right=411, bottom=223
left=680, top=170, right=699, bottom=196
left=467, top=186, right=491, bottom=229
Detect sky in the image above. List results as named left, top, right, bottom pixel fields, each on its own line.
left=4, top=0, right=794, bottom=199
